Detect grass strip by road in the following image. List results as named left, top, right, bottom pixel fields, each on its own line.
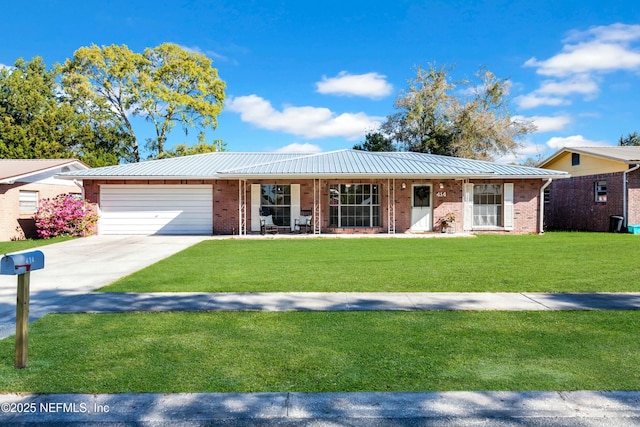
left=0, top=237, right=73, bottom=255
left=102, top=232, right=640, bottom=293
left=1, top=311, right=639, bottom=393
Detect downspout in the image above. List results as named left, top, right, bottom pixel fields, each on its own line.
left=623, top=164, right=640, bottom=228
left=73, top=180, right=85, bottom=199
left=539, top=179, right=552, bottom=234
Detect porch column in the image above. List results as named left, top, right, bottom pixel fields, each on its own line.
left=387, top=179, right=396, bottom=234
left=238, top=179, right=247, bottom=235
left=313, top=179, right=322, bottom=234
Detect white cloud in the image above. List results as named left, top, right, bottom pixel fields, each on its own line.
left=564, top=23, right=640, bottom=44
left=546, top=134, right=606, bottom=150
left=315, top=71, right=393, bottom=99
left=226, top=94, right=384, bottom=140
left=515, top=115, right=572, bottom=133
left=515, top=93, right=569, bottom=109
left=536, top=75, right=599, bottom=97
left=495, top=142, right=547, bottom=164
left=525, top=23, right=640, bottom=77
left=274, top=143, right=323, bottom=153
left=526, top=42, right=640, bottom=77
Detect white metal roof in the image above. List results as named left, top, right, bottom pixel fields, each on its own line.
left=58, top=150, right=568, bottom=180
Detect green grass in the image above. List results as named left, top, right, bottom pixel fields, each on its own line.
left=101, top=232, right=640, bottom=293
left=1, top=311, right=639, bottom=393
left=0, top=237, right=74, bottom=255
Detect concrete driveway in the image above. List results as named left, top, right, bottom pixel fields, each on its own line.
left=0, top=235, right=208, bottom=325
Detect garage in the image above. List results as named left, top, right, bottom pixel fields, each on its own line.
left=99, top=184, right=212, bottom=235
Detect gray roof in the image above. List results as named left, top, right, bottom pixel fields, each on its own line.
left=0, top=159, right=89, bottom=183
left=540, top=146, right=640, bottom=167
left=59, top=150, right=568, bottom=180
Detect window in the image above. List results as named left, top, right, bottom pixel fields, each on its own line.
left=329, top=184, right=380, bottom=227
left=260, top=185, right=291, bottom=226
left=473, top=184, right=502, bottom=227
left=595, top=181, right=607, bottom=202
left=19, top=191, right=38, bottom=213
left=413, top=186, right=431, bottom=208
left=571, top=153, right=580, bottom=166
left=543, top=187, right=551, bottom=203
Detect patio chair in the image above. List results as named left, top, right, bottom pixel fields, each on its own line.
left=260, top=214, right=278, bottom=235
left=294, top=209, right=312, bottom=233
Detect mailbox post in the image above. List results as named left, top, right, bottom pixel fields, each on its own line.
left=1, top=250, right=45, bottom=369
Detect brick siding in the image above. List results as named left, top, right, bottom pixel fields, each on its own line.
left=0, top=182, right=82, bottom=241
left=544, top=171, right=634, bottom=231
left=82, top=178, right=546, bottom=236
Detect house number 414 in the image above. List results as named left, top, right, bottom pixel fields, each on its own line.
left=436, top=191, right=447, bottom=197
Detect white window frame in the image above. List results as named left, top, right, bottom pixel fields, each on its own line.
left=19, top=190, right=38, bottom=213
left=329, top=183, right=381, bottom=228
left=595, top=181, right=607, bottom=203
left=464, top=183, right=514, bottom=230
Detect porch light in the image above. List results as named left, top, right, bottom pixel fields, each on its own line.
left=401, top=182, right=406, bottom=189
left=439, top=182, right=444, bottom=189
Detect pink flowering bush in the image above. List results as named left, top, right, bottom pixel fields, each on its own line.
left=34, top=194, right=98, bottom=239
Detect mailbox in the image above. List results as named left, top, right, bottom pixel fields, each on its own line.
left=1, top=250, right=45, bottom=275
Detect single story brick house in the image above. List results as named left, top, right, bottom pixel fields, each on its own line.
left=539, top=146, right=640, bottom=231
left=58, top=150, right=567, bottom=236
left=0, top=159, right=90, bottom=241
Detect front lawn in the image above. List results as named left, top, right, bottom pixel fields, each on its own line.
left=101, top=233, right=640, bottom=292
left=0, top=311, right=638, bottom=393
left=0, top=237, right=73, bottom=255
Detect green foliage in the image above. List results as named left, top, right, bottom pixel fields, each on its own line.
left=352, top=131, right=395, bottom=151
left=1, top=311, right=638, bottom=392
left=157, top=139, right=226, bottom=159
left=382, top=64, right=535, bottom=160
left=619, top=131, right=640, bottom=146
left=0, top=57, right=131, bottom=166
left=61, top=43, right=226, bottom=161
left=102, top=233, right=640, bottom=293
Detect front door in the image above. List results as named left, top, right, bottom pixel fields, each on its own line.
left=411, top=184, right=432, bottom=232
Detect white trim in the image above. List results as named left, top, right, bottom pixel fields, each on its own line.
left=504, top=183, right=514, bottom=231
left=250, top=184, right=261, bottom=232
left=291, top=184, right=301, bottom=232
left=463, top=183, right=474, bottom=231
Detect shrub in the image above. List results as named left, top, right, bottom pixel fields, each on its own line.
left=34, top=194, right=98, bottom=239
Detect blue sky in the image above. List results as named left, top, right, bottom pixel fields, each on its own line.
left=2, top=1, right=640, bottom=163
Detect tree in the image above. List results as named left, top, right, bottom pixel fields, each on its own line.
left=353, top=131, right=395, bottom=151
left=619, top=131, right=640, bottom=146
left=157, top=139, right=227, bottom=159
left=61, top=43, right=226, bottom=161
left=381, top=64, right=535, bottom=160
left=60, top=44, right=143, bottom=162
left=0, top=57, right=126, bottom=166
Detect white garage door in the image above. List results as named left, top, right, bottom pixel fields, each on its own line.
left=100, top=185, right=212, bottom=235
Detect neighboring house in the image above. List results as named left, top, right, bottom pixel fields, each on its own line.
left=0, top=159, right=90, bottom=241
left=539, top=146, right=640, bottom=231
left=58, top=150, right=567, bottom=236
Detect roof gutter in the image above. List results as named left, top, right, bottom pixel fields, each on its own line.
left=539, top=178, right=553, bottom=234
left=623, top=164, right=640, bottom=228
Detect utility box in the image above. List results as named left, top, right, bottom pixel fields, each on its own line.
left=1, top=250, right=45, bottom=275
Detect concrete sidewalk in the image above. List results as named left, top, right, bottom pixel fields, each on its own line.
left=52, top=291, right=640, bottom=315
left=1, top=391, right=639, bottom=426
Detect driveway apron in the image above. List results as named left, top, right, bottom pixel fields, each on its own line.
left=0, top=235, right=209, bottom=325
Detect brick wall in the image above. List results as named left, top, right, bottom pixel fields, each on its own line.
left=545, top=172, right=626, bottom=231
left=82, top=177, right=545, bottom=236
left=0, top=182, right=82, bottom=241
left=469, top=179, right=542, bottom=234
